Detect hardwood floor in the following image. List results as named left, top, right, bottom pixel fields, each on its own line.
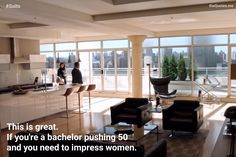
left=0, top=97, right=234, bottom=157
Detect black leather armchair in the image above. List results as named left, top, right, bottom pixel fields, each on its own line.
left=162, top=100, right=203, bottom=133
left=110, top=98, right=152, bottom=128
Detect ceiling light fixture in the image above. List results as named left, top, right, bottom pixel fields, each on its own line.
left=56, top=53, right=60, bottom=64
left=68, top=53, right=71, bottom=63
left=151, top=17, right=197, bottom=25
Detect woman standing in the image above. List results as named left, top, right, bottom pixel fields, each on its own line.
left=57, top=63, right=67, bottom=84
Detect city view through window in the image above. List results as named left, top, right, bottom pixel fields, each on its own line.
left=40, top=34, right=236, bottom=97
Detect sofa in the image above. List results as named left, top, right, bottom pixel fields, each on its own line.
left=8, top=131, right=167, bottom=157
left=110, top=98, right=152, bottom=128
left=162, top=100, right=203, bottom=134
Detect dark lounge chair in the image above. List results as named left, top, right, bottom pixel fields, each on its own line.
left=110, top=98, right=152, bottom=128
left=162, top=100, right=203, bottom=135
left=150, top=76, right=177, bottom=108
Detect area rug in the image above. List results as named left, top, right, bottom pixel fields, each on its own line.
left=138, top=129, right=208, bottom=157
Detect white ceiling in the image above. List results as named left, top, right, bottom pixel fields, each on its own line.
left=0, top=0, right=236, bottom=42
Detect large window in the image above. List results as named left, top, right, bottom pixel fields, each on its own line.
left=55, top=42, right=76, bottom=51
left=40, top=44, right=54, bottom=69
left=160, top=47, right=191, bottom=95
left=231, top=47, right=236, bottom=95
left=40, top=52, right=54, bottom=68
left=143, top=48, right=158, bottom=68
left=143, top=38, right=158, bottom=47
left=232, top=47, right=236, bottom=64
left=230, top=34, right=236, bottom=44
left=194, top=35, right=228, bottom=45
left=117, top=50, right=129, bottom=91
left=194, top=46, right=228, bottom=96
left=142, top=48, right=159, bottom=95
left=84, top=49, right=130, bottom=92
left=79, top=52, right=90, bottom=84
left=56, top=52, right=77, bottom=68
left=40, top=33, right=236, bottom=97
left=142, top=38, right=159, bottom=95
left=103, top=39, right=128, bottom=49
left=40, top=44, right=53, bottom=51
left=103, top=50, right=115, bottom=91
left=194, top=46, right=228, bottom=76
left=78, top=41, right=101, bottom=50
left=91, top=51, right=102, bottom=91
left=56, top=51, right=77, bottom=83
left=160, top=36, right=191, bottom=46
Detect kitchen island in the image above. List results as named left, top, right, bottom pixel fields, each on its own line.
left=0, top=84, right=83, bottom=129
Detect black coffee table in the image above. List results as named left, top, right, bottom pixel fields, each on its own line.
left=94, top=123, right=158, bottom=143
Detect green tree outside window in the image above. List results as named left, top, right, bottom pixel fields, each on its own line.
left=169, top=55, right=178, bottom=80
left=178, top=54, right=187, bottom=81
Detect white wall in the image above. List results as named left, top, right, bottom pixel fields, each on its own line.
left=0, top=64, right=42, bottom=87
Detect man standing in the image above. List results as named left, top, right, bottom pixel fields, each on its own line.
left=71, top=62, right=83, bottom=84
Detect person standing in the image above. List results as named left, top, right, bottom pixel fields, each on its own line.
left=72, top=62, right=83, bottom=84
left=57, top=62, right=67, bottom=84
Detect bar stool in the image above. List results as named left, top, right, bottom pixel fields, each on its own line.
left=74, top=85, right=87, bottom=114
left=61, top=88, right=74, bottom=118
left=86, top=84, right=96, bottom=111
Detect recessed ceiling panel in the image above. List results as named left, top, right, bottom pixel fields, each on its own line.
left=8, top=22, right=48, bottom=29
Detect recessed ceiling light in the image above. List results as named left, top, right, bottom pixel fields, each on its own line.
left=150, top=18, right=197, bottom=25
left=8, top=22, right=48, bottom=29
left=102, top=0, right=158, bottom=5
left=177, top=18, right=197, bottom=23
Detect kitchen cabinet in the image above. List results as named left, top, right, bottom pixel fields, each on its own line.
left=0, top=54, right=10, bottom=71
left=0, top=84, right=81, bottom=129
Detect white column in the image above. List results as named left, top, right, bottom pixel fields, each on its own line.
left=128, top=35, right=146, bottom=97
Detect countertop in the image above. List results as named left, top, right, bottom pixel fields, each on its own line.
left=0, top=83, right=82, bottom=97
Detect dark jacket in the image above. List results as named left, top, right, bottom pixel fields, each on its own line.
left=71, top=68, right=83, bottom=84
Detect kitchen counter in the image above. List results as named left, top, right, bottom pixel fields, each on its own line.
left=0, top=84, right=84, bottom=129
left=0, top=83, right=54, bottom=94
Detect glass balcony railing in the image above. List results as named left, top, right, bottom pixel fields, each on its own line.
left=43, top=67, right=229, bottom=97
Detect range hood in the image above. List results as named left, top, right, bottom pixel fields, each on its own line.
left=14, top=57, right=30, bottom=63
left=10, top=38, right=46, bottom=64
left=14, top=54, right=46, bottom=69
